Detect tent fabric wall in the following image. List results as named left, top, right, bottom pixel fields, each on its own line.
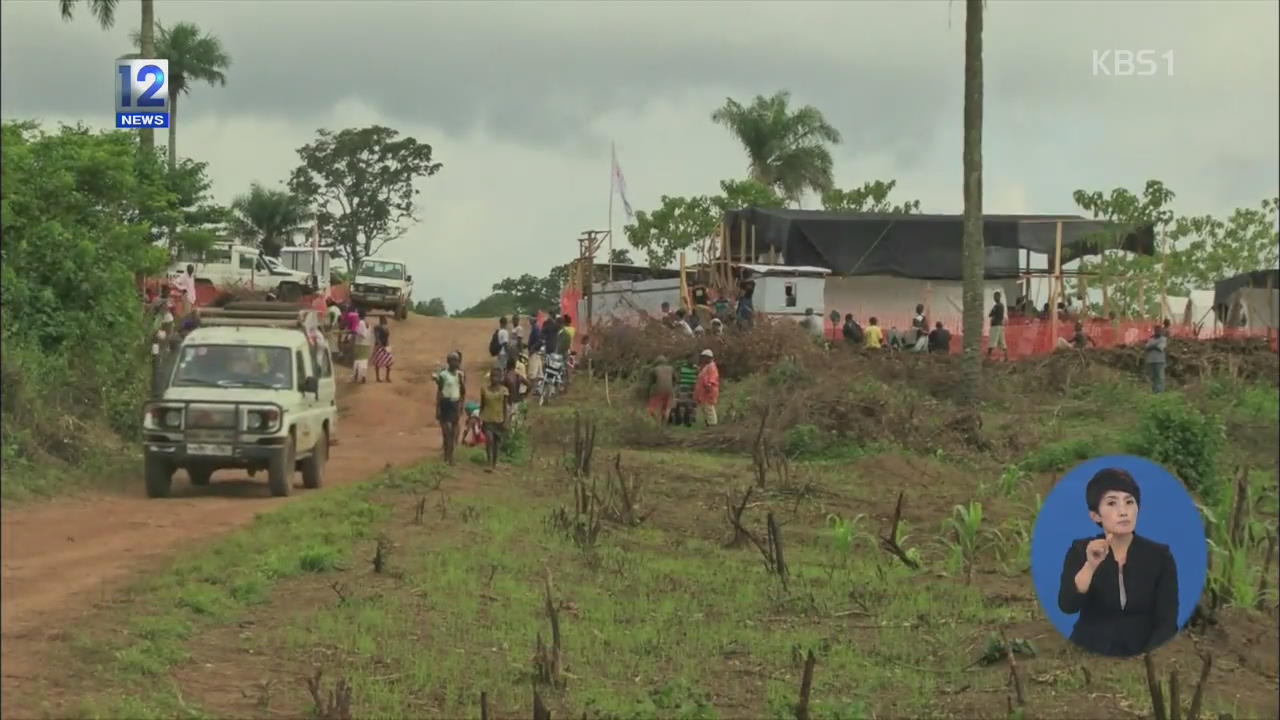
left=823, top=276, right=1021, bottom=332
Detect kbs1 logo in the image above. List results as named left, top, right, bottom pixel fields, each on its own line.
left=115, top=59, right=170, bottom=129
left=1092, top=50, right=1174, bottom=77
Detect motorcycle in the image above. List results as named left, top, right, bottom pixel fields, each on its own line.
left=539, top=352, right=566, bottom=406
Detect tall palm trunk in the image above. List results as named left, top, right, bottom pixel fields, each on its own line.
left=960, top=0, right=984, bottom=400
left=139, top=0, right=156, bottom=157
left=168, top=91, right=178, bottom=171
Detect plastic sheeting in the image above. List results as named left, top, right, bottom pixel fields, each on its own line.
left=722, top=208, right=1156, bottom=280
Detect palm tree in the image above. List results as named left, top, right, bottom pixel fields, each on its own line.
left=711, top=91, right=842, bottom=205
left=131, top=22, right=230, bottom=171
left=230, top=184, right=313, bottom=258
left=60, top=0, right=156, bottom=154
left=960, top=0, right=985, bottom=400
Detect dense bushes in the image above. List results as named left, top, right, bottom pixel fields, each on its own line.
left=1, top=122, right=204, bottom=483
left=1130, top=393, right=1226, bottom=501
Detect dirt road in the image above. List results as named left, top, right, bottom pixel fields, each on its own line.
left=0, top=315, right=495, bottom=706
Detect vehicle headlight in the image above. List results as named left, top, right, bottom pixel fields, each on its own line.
left=244, top=407, right=281, bottom=433
left=147, top=406, right=183, bottom=429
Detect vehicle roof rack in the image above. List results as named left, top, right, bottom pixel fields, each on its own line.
left=199, top=302, right=318, bottom=329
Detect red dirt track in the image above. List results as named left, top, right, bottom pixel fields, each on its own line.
left=0, top=315, right=495, bottom=717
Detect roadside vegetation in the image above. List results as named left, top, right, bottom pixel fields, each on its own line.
left=30, top=321, right=1278, bottom=719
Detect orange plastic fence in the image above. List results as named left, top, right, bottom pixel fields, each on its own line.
left=823, top=316, right=1277, bottom=358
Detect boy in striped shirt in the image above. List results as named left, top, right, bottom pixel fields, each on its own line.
left=672, top=355, right=699, bottom=427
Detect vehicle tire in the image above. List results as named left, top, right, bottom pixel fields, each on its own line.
left=188, top=465, right=213, bottom=486
left=145, top=456, right=173, bottom=498
left=277, top=283, right=302, bottom=302
left=301, top=430, right=327, bottom=489
left=267, top=434, right=296, bottom=497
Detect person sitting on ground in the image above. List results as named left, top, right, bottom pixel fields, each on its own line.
left=911, top=327, right=929, bottom=353
left=694, top=349, right=720, bottom=427
left=864, top=316, right=884, bottom=350
left=713, top=295, right=732, bottom=321
left=928, top=321, right=952, bottom=353
left=710, top=317, right=724, bottom=336
left=842, top=313, right=864, bottom=345
left=672, top=355, right=699, bottom=427
left=479, top=367, right=510, bottom=472
left=646, top=355, right=675, bottom=424
left=659, top=301, right=675, bottom=327
left=801, top=308, right=824, bottom=339
left=1058, top=321, right=1096, bottom=351
left=887, top=325, right=905, bottom=352
left=673, top=308, right=694, bottom=336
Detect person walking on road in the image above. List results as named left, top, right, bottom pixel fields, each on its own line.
left=352, top=309, right=372, bottom=384
left=1144, top=325, right=1168, bottom=393
left=479, top=367, right=511, bottom=472
left=372, top=316, right=394, bottom=382
left=434, top=352, right=466, bottom=465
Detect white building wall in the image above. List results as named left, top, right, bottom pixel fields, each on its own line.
left=755, top=275, right=825, bottom=317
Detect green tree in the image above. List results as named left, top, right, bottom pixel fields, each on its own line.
left=1073, top=180, right=1179, bottom=317
left=229, top=183, right=313, bottom=257
left=414, top=297, right=448, bottom=316
left=288, top=126, right=443, bottom=271
left=131, top=22, right=230, bottom=172
left=2, top=122, right=185, bottom=450
left=608, top=247, right=633, bottom=264
left=1172, top=198, right=1280, bottom=290
left=61, top=0, right=156, bottom=155
left=821, top=180, right=921, bottom=213
left=960, top=0, right=984, bottom=400
left=711, top=91, right=842, bottom=205
left=625, top=179, right=784, bottom=268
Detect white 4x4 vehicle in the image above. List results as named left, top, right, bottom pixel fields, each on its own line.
left=171, top=244, right=316, bottom=301
left=350, top=257, right=413, bottom=319
left=143, top=304, right=339, bottom=498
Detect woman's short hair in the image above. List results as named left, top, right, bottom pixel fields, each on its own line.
left=1086, top=468, right=1141, bottom=513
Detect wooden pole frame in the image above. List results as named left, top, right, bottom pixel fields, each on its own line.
left=1049, top=221, right=1063, bottom=343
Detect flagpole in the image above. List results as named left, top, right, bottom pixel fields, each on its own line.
left=608, top=141, right=615, bottom=282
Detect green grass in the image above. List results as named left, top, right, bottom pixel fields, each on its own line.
left=62, top=462, right=446, bottom=719
left=0, top=445, right=140, bottom=502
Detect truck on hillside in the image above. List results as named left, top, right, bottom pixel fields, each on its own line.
left=350, top=257, right=413, bottom=320
left=142, top=303, right=338, bottom=498
left=169, top=243, right=320, bottom=302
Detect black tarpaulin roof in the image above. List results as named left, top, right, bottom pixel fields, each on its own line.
left=1213, top=269, right=1280, bottom=309
left=722, top=208, right=1157, bottom=280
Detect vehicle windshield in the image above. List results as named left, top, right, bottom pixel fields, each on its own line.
left=358, top=260, right=405, bottom=280
left=171, top=345, right=294, bottom=390
left=262, top=256, right=283, bottom=270
left=176, top=246, right=232, bottom=265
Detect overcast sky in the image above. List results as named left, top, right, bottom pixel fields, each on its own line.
left=3, top=0, right=1277, bottom=310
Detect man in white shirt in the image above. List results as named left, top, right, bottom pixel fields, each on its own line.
left=177, top=264, right=198, bottom=316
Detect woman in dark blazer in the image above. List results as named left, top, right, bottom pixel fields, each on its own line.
left=1058, top=468, right=1180, bottom=657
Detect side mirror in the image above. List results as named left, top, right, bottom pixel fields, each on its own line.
left=301, top=376, right=319, bottom=393
left=405, top=275, right=413, bottom=283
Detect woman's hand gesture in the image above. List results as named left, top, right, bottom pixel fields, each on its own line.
left=1085, top=534, right=1112, bottom=568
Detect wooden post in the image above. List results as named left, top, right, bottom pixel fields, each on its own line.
left=739, top=221, right=747, bottom=265
left=924, top=281, right=934, bottom=328
left=1102, top=273, right=1110, bottom=319
left=679, top=252, right=690, bottom=312
left=1267, top=271, right=1275, bottom=344
left=750, top=224, right=757, bottom=265
left=1050, top=221, right=1063, bottom=344
left=1159, top=229, right=1169, bottom=323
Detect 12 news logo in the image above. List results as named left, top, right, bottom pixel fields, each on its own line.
left=115, top=58, right=170, bottom=129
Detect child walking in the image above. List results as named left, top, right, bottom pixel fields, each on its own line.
left=479, top=367, right=510, bottom=472
left=372, top=316, right=394, bottom=382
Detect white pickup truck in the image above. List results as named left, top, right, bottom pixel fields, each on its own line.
left=143, top=303, right=339, bottom=498
left=170, top=243, right=316, bottom=301
left=350, top=257, right=413, bottom=320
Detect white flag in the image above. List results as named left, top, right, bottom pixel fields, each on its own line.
left=611, top=142, right=634, bottom=221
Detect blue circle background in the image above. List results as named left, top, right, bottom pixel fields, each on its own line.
left=1030, top=454, right=1209, bottom=645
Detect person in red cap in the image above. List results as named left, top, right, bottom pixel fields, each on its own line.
left=693, top=348, right=720, bottom=427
